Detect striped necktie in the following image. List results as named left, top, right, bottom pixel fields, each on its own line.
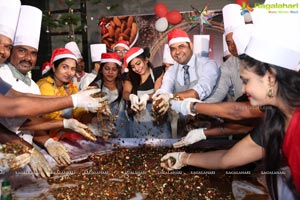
left=183, top=65, right=190, bottom=85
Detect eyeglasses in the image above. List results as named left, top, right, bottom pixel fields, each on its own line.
left=115, top=50, right=127, bottom=53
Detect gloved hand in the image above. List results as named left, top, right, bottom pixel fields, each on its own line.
left=129, top=94, right=139, bottom=112
left=63, top=118, right=96, bottom=141
left=29, top=148, right=52, bottom=178
left=170, top=98, right=201, bottom=116
left=160, top=152, right=186, bottom=171
left=44, top=138, right=71, bottom=166
left=173, top=128, right=206, bottom=148
left=0, top=152, right=31, bottom=173
left=137, top=94, right=149, bottom=111
left=71, top=88, right=104, bottom=113
left=152, top=93, right=173, bottom=115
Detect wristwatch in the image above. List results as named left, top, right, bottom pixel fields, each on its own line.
left=191, top=102, right=197, bottom=114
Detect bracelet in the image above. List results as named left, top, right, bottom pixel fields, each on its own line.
left=191, top=102, right=197, bottom=114
left=186, top=153, right=192, bottom=165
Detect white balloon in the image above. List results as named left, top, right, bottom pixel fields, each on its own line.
left=155, top=17, right=168, bottom=32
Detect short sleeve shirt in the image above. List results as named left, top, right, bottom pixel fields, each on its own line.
left=250, top=126, right=264, bottom=147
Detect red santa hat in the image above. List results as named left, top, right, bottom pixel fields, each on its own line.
left=50, top=48, right=77, bottom=65
left=113, top=40, right=130, bottom=51
left=124, top=47, right=144, bottom=67
left=101, top=52, right=122, bottom=66
left=168, top=29, right=191, bottom=46
left=41, top=61, right=51, bottom=75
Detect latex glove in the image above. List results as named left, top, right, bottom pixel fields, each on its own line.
left=152, top=93, right=173, bottom=115
left=129, top=94, right=139, bottom=112
left=137, top=94, right=149, bottom=111
left=71, top=88, right=104, bottom=113
left=170, top=98, right=201, bottom=116
left=160, top=152, right=186, bottom=171
left=173, top=128, right=206, bottom=148
left=29, top=148, right=51, bottom=178
left=0, top=152, right=31, bottom=173
left=63, top=118, right=96, bottom=141
left=44, top=138, right=71, bottom=166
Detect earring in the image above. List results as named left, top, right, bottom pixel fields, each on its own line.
left=267, top=88, right=274, bottom=97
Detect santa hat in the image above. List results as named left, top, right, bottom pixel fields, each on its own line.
left=101, top=53, right=122, bottom=66
left=0, top=0, right=21, bottom=41
left=113, top=40, right=130, bottom=51
left=41, top=61, right=51, bottom=75
left=222, top=4, right=245, bottom=35
left=163, top=44, right=175, bottom=64
left=168, top=29, right=191, bottom=46
left=13, top=5, right=42, bottom=50
left=65, top=41, right=83, bottom=59
left=50, top=48, right=77, bottom=65
left=90, top=43, right=107, bottom=62
left=124, top=47, right=144, bottom=67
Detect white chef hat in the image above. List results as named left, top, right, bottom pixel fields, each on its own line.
left=0, top=0, right=21, bottom=41
left=222, top=33, right=230, bottom=57
left=232, top=24, right=253, bottom=55
left=193, top=35, right=210, bottom=57
left=90, top=44, right=107, bottom=62
left=65, top=41, right=83, bottom=59
left=162, top=44, right=175, bottom=64
left=13, top=5, right=42, bottom=50
left=222, top=4, right=245, bottom=35
left=245, top=9, right=300, bottom=71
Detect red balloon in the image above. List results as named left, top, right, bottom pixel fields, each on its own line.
left=154, top=2, right=168, bottom=18
left=235, top=0, right=248, bottom=7
left=166, top=10, right=182, bottom=25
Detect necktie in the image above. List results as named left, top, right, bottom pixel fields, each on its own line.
left=183, top=65, right=190, bottom=85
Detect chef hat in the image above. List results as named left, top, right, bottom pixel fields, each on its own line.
left=41, top=61, right=51, bottom=75
left=50, top=48, right=77, bottom=65
left=193, top=35, right=210, bottom=57
left=245, top=10, right=300, bottom=71
left=124, top=47, right=144, bottom=67
left=13, top=5, right=42, bottom=50
left=222, top=4, right=245, bottom=35
left=101, top=52, right=122, bottom=66
left=0, top=0, right=21, bottom=41
left=232, top=24, right=253, bottom=55
left=163, top=44, right=175, bottom=64
left=168, top=29, right=191, bottom=46
left=90, top=44, right=107, bottom=62
left=222, top=33, right=230, bottom=57
left=65, top=41, right=83, bottom=59
left=113, top=40, right=130, bottom=51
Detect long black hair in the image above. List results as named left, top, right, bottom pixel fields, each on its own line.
left=239, top=54, right=300, bottom=200
left=89, top=62, right=123, bottom=103
left=127, top=47, right=153, bottom=94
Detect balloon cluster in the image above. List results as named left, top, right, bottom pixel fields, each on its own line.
left=154, top=2, right=182, bottom=32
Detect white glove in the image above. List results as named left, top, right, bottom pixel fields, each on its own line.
left=137, top=94, right=149, bottom=111
left=71, top=88, right=105, bottom=113
left=160, top=152, right=186, bottom=171
left=0, top=152, right=31, bottom=173
left=44, top=138, right=71, bottom=166
left=129, top=94, right=139, bottom=112
left=173, top=128, right=206, bottom=148
left=63, top=118, right=96, bottom=141
left=170, top=98, right=201, bottom=116
left=29, top=148, right=52, bottom=178
left=152, top=93, right=173, bottom=115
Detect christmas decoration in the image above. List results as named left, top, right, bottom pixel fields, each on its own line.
left=154, top=2, right=168, bottom=18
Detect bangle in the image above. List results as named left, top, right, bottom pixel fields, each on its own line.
left=186, top=153, right=192, bottom=165
left=191, top=102, right=197, bottom=114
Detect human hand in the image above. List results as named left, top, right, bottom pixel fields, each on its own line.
left=152, top=93, right=173, bottom=115
left=173, top=128, right=206, bottom=148
left=71, top=88, right=104, bottom=113
left=170, top=98, right=201, bottom=116
left=44, top=138, right=71, bottom=166
left=0, top=152, right=31, bottom=173
left=29, top=149, right=51, bottom=178
left=160, top=152, right=186, bottom=171
left=63, top=119, right=96, bottom=141
left=129, top=94, right=139, bottom=112
left=137, top=94, right=149, bottom=111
